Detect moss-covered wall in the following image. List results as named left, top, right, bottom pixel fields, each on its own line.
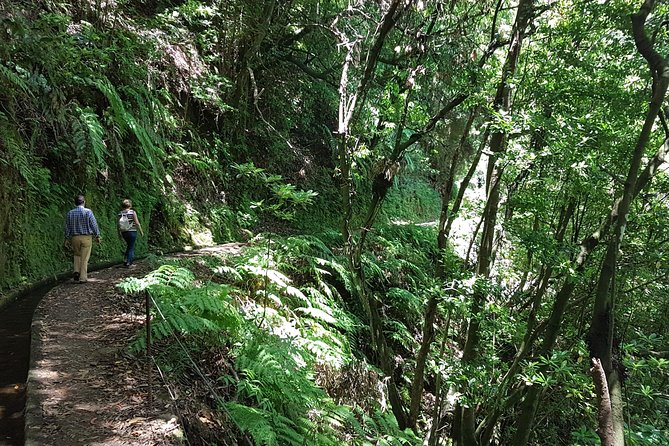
left=0, top=185, right=138, bottom=289
left=0, top=2, right=245, bottom=290
left=0, top=180, right=240, bottom=291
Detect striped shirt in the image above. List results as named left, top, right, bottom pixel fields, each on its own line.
left=118, top=209, right=137, bottom=232
left=65, top=206, right=100, bottom=239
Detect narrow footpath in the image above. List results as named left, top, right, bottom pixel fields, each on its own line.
left=25, top=262, right=183, bottom=446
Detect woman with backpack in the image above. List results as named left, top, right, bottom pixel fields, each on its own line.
left=118, top=199, right=144, bottom=267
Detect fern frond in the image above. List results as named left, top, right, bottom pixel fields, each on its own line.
left=295, top=306, right=337, bottom=325
left=117, top=265, right=195, bottom=294
left=284, top=285, right=308, bottom=304
left=385, top=319, right=418, bottom=351
left=225, top=403, right=278, bottom=446
left=242, top=264, right=291, bottom=289
left=215, top=265, right=244, bottom=282
left=362, top=253, right=385, bottom=282
left=0, top=113, right=48, bottom=189
left=386, top=288, right=423, bottom=321
left=72, top=106, right=108, bottom=170
left=318, top=258, right=352, bottom=293
left=0, top=62, right=32, bottom=96
left=89, top=77, right=164, bottom=177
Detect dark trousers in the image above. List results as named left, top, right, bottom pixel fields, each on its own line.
left=122, top=231, right=138, bottom=265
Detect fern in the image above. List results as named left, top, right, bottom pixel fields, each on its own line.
left=215, top=265, right=244, bottom=282
left=72, top=106, right=108, bottom=170
left=0, top=61, right=32, bottom=96
left=0, top=112, right=49, bottom=190
left=295, top=306, right=337, bottom=325
left=225, top=403, right=280, bottom=446
left=89, top=77, right=164, bottom=178
left=119, top=265, right=245, bottom=352
left=118, top=247, right=421, bottom=445
left=385, top=319, right=418, bottom=352
left=227, top=334, right=346, bottom=445
left=117, top=264, right=195, bottom=294
left=336, top=406, right=420, bottom=446
left=319, top=257, right=353, bottom=294
left=386, top=288, right=423, bottom=324
left=225, top=402, right=333, bottom=446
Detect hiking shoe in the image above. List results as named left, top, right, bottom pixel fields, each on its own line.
left=73, top=272, right=80, bottom=281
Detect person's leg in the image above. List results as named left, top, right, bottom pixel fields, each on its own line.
left=77, top=236, right=93, bottom=281
left=72, top=236, right=83, bottom=279
left=122, top=231, right=137, bottom=266
left=127, top=231, right=137, bottom=265
left=122, top=232, right=130, bottom=264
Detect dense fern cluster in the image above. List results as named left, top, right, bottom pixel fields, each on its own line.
left=118, top=234, right=430, bottom=445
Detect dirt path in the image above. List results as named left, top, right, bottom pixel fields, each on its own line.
left=24, top=244, right=243, bottom=446
left=25, top=262, right=180, bottom=445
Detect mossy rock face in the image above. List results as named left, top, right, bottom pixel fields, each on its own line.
left=0, top=5, right=243, bottom=290
left=0, top=180, right=238, bottom=290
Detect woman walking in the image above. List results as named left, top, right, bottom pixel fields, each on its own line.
left=118, top=199, right=144, bottom=267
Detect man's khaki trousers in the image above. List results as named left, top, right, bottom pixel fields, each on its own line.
left=72, top=235, right=93, bottom=282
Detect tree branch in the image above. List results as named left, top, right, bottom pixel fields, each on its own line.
left=590, top=358, right=615, bottom=446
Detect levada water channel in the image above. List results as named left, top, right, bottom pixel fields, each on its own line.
left=0, top=287, right=50, bottom=446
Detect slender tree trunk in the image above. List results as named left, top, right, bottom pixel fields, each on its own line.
left=335, top=2, right=420, bottom=429
left=591, top=358, right=616, bottom=446
left=427, top=311, right=451, bottom=446
left=587, top=3, right=668, bottom=444
left=455, top=2, right=535, bottom=444
left=444, top=130, right=488, bottom=238
left=476, top=200, right=574, bottom=444
left=436, top=110, right=477, bottom=249
left=231, top=1, right=277, bottom=127
left=408, top=112, right=477, bottom=428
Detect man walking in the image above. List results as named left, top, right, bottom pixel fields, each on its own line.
left=64, top=195, right=101, bottom=283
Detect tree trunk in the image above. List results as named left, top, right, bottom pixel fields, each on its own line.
left=443, top=130, right=488, bottom=239
left=476, top=201, right=575, bottom=445
left=335, top=2, right=423, bottom=430
left=409, top=112, right=477, bottom=428
left=455, top=2, right=535, bottom=444
left=590, top=358, right=616, bottom=446
left=436, top=110, right=477, bottom=250
left=588, top=2, right=667, bottom=444
left=231, top=1, right=277, bottom=128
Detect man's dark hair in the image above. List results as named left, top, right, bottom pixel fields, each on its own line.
left=75, top=195, right=85, bottom=206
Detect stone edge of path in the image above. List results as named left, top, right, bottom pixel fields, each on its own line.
left=24, top=316, right=43, bottom=446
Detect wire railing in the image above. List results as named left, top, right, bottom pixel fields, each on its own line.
left=144, top=290, right=250, bottom=445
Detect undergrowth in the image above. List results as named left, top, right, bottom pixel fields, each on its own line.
left=118, top=232, right=428, bottom=445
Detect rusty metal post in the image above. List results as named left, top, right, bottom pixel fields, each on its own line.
left=145, top=290, right=152, bottom=408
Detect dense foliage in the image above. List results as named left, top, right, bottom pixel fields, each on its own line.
left=3, top=0, right=669, bottom=445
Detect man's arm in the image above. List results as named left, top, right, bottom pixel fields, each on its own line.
left=89, top=211, right=102, bottom=242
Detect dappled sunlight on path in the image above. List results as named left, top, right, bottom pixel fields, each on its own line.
left=24, top=243, right=244, bottom=445
left=25, top=262, right=182, bottom=446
